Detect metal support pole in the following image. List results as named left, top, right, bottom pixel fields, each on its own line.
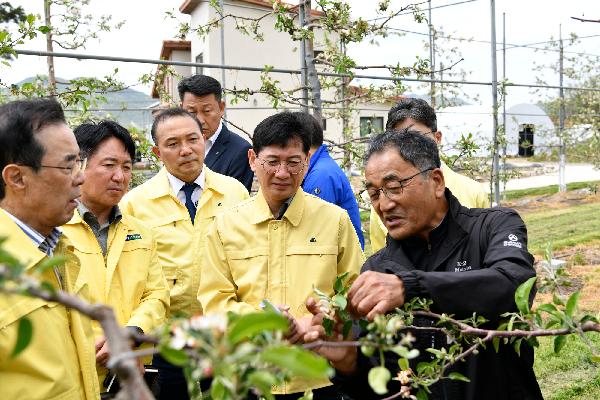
left=13, top=49, right=600, bottom=92
left=501, top=12, right=507, bottom=199
left=219, top=0, right=227, bottom=122
left=428, top=0, right=436, bottom=107
left=298, top=0, right=309, bottom=112
left=490, top=0, right=500, bottom=205
left=559, top=25, right=567, bottom=192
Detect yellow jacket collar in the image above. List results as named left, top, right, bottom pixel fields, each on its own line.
left=144, top=166, right=223, bottom=199
left=249, top=187, right=305, bottom=227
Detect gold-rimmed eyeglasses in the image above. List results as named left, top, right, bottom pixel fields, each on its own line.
left=364, top=167, right=434, bottom=202
left=257, top=158, right=306, bottom=175
left=30, top=158, right=87, bottom=177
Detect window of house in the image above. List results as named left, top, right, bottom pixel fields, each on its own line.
left=360, top=116, right=384, bottom=137
left=195, top=53, right=203, bottom=75
left=313, top=50, right=324, bottom=63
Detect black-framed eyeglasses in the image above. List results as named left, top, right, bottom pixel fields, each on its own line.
left=27, top=158, right=87, bottom=177
left=364, top=167, right=434, bottom=202
left=257, top=158, right=306, bottom=175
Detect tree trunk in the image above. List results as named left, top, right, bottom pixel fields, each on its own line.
left=302, top=0, right=323, bottom=126
left=44, top=0, right=56, bottom=95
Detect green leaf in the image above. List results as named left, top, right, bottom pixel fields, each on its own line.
left=398, top=358, right=409, bottom=371
left=448, top=372, right=470, bottom=382
left=361, top=345, right=375, bottom=357
left=332, top=294, right=347, bottom=310
left=514, top=277, right=536, bottom=315
left=368, top=366, right=391, bottom=395
left=247, top=371, right=277, bottom=400
left=38, top=25, right=51, bottom=34
left=492, top=337, right=500, bottom=353
left=536, top=304, right=558, bottom=314
left=554, top=335, right=567, bottom=354
left=35, top=255, right=67, bottom=274
left=553, top=293, right=565, bottom=306
left=227, top=312, right=288, bottom=345
left=590, top=354, right=600, bottom=363
left=565, top=291, right=580, bottom=317
left=513, top=338, right=522, bottom=356
left=334, top=272, right=349, bottom=293
left=11, top=318, right=33, bottom=358
left=323, top=317, right=334, bottom=337
left=581, top=315, right=599, bottom=324
left=260, top=346, right=332, bottom=379
left=416, top=389, right=429, bottom=400
left=160, top=347, right=189, bottom=366
left=342, top=319, right=352, bottom=339
left=210, top=377, right=226, bottom=399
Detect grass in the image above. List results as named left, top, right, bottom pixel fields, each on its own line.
left=535, top=334, right=600, bottom=400
left=503, top=181, right=600, bottom=201
left=522, top=201, right=600, bottom=255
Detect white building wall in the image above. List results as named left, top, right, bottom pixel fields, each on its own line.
left=186, top=0, right=382, bottom=147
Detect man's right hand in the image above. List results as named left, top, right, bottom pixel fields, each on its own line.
left=303, top=297, right=357, bottom=376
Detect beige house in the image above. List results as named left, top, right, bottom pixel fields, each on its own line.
left=152, top=0, right=395, bottom=150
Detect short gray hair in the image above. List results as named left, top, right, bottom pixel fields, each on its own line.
left=365, top=129, right=441, bottom=171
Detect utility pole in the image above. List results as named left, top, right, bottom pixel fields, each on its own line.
left=439, top=61, right=444, bottom=107
left=502, top=12, right=507, bottom=199
left=43, top=0, right=57, bottom=95
left=428, top=0, right=436, bottom=107
left=490, top=0, right=500, bottom=205
left=558, top=24, right=566, bottom=192
left=299, top=0, right=309, bottom=113
left=219, top=0, right=227, bottom=122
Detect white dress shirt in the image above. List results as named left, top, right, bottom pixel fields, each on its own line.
left=166, top=168, right=206, bottom=207
left=204, top=121, right=223, bottom=156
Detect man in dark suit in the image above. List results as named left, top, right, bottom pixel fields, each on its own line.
left=179, top=75, right=254, bottom=192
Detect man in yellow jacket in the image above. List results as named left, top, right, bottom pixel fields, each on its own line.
left=198, top=112, right=364, bottom=399
left=120, top=108, right=249, bottom=400
left=369, top=98, right=489, bottom=252
left=0, top=98, right=100, bottom=399
left=61, top=120, right=169, bottom=392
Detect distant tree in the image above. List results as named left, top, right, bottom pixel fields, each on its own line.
left=0, top=2, right=26, bottom=25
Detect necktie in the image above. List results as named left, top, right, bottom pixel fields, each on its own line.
left=182, top=182, right=198, bottom=224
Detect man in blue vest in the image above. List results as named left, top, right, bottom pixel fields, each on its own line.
left=296, top=112, right=364, bottom=249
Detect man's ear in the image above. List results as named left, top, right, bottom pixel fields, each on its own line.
left=248, top=149, right=257, bottom=172
left=434, top=131, right=443, bottom=145
left=431, top=167, right=446, bottom=198
left=219, top=100, right=226, bottom=117
left=2, top=164, right=27, bottom=192
left=151, top=146, right=161, bottom=159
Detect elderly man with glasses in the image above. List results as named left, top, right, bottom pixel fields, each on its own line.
left=198, top=111, right=364, bottom=400
left=0, top=98, right=100, bottom=400
left=304, top=129, right=542, bottom=400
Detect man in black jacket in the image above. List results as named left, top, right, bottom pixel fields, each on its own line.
left=179, top=75, right=254, bottom=192
left=305, top=129, right=542, bottom=399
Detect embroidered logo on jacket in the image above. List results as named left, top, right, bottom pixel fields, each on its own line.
left=455, top=260, right=472, bottom=272
left=125, top=233, right=142, bottom=241
left=503, top=233, right=522, bottom=248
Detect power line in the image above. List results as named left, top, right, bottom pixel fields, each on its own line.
left=13, top=49, right=600, bottom=93
left=388, top=28, right=600, bottom=58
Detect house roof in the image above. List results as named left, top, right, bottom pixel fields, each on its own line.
left=180, top=0, right=324, bottom=17
left=151, top=40, right=191, bottom=99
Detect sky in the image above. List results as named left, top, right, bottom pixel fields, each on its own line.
left=1, top=0, right=599, bottom=108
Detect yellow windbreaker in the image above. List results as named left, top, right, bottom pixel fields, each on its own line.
left=198, top=188, right=364, bottom=394
left=369, top=162, right=489, bottom=252
left=0, top=211, right=100, bottom=400
left=62, top=210, right=170, bottom=386
left=120, top=166, right=249, bottom=317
